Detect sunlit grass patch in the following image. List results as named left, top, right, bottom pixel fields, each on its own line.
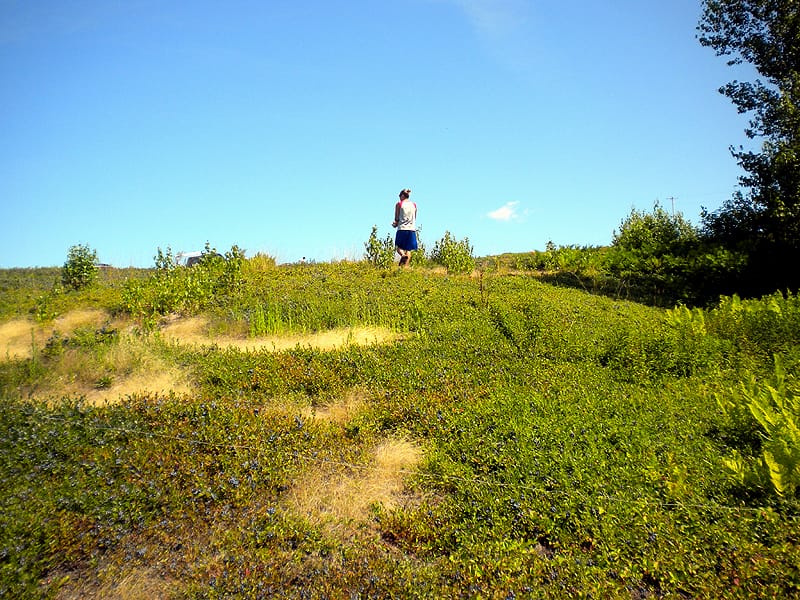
left=160, top=315, right=404, bottom=352
left=1, top=309, right=111, bottom=361
left=0, top=318, right=39, bottom=360
left=68, top=363, right=193, bottom=406
left=52, top=567, right=178, bottom=600
left=53, top=308, right=109, bottom=331
left=307, top=388, right=368, bottom=424
left=159, top=315, right=209, bottom=342
left=4, top=322, right=194, bottom=404
left=284, top=437, right=423, bottom=538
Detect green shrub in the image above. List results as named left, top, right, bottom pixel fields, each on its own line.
left=245, top=252, right=277, bottom=273
left=610, top=204, right=698, bottom=257
left=596, top=305, right=725, bottom=380
left=31, top=284, right=64, bottom=322
left=706, top=293, right=800, bottom=358
left=61, top=244, right=99, bottom=291
left=603, top=205, right=700, bottom=304
left=431, top=231, right=475, bottom=274
left=662, top=304, right=726, bottom=376
left=121, top=243, right=246, bottom=320
left=364, top=225, right=395, bottom=269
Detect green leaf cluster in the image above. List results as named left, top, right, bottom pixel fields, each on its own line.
left=61, top=244, right=99, bottom=291
left=718, top=356, right=800, bottom=497
left=431, top=230, right=475, bottom=274
left=121, top=243, right=245, bottom=322
left=363, top=225, right=395, bottom=269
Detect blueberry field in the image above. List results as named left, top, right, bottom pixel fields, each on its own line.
left=1, top=259, right=799, bottom=598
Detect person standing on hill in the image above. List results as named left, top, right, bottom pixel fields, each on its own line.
left=392, top=188, right=417, bottom=267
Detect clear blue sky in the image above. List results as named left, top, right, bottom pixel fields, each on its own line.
left=1, top=0, right=753, bottom=267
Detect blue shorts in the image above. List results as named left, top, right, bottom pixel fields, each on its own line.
left=395, top=230, right=418, bottom=251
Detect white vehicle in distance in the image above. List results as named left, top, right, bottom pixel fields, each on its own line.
left=174, top=250, right=226, bottom=267
left=175, top=251, right=204, bottom=267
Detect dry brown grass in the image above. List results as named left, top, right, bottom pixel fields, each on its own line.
left=160, top=316, right=402, bottom=352
left=0, top=318, right=38, bottom=360
left=55, top=308, right=110, bottom=331
left=1, top=309, right=194, bottom=404
left=1, top=309, right=115, bottom=361
left=54, top=567, right=179, bottom=600
left=285, top=437, right=423, bottom=538
left=4, top=312, right=398, bottom=407
left=61, top=363, right=194, bottom=407
left=306, top=388, right=368, bottom=424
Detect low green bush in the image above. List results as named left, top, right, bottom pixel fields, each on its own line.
left=121, top=244, right=246, bottom=322
left=364, top=225, right=395, bottom=269
left=431, top=231, right=475, bottom=274
left=706, top=292, right=800, bottom=358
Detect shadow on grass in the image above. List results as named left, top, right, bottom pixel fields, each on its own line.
left=536, top=270, right=680, bottom=308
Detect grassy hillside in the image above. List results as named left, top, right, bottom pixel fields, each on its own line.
left=1, top=262, right=798, bottom=598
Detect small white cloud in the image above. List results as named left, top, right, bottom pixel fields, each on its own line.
left=487, top=201, right=520, bottom=222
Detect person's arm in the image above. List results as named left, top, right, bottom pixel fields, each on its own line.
left=392, top=202, right=401, bottom=227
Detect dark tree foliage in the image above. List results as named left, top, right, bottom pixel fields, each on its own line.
left=698, top=0, right=800, bottom=296
left=606, top=205, right=705, bottom=305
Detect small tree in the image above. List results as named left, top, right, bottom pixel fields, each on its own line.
left=431, top=231, right=475, bottom=274
left=611, top=204, right=697, bottom=254
left=364, top=226, right=395, bottom=269
left=154, top=246, right=177, bottom=272
left=605, top=204, right=699, bottom=304
left=409, top=227, right=427, bottom=266
left=62, top=243, right=99, bottom=291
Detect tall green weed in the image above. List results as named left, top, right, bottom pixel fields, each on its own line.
left=364, top=225, right=395, bottom=269
left=717, top=356, right=800, bottom=498
left=705, top=292, right=800, bottom=358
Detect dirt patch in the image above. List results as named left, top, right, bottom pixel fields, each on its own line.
left=160, top=316, right=403, bottom=352
left=285, top=438, right=423, bottom=537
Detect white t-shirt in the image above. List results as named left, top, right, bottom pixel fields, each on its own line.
left=396, top=200, right=417, bottom=231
